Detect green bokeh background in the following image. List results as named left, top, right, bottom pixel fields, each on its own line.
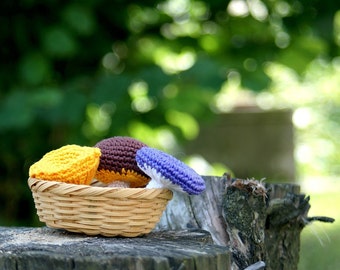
left=1, top=1, right=339, bottom=269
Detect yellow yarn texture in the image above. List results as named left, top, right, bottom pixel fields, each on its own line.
left=95, top=168, right=150, bottom=187
left=29, top=145, right=101, bottom=185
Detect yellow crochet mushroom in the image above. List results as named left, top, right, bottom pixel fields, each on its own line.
left=29, top=145, right=101, bottom=185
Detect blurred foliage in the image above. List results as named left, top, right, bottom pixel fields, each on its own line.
left=260, top=59, right=340, bottom=177
left=298, top=178, right=340, bottom=270
left=0, top=0, right=339, bottom=226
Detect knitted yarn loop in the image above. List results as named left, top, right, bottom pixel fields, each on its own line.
left=136, top=147, right=205, bottom=195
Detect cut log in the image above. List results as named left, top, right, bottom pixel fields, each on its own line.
left=157, top=175, right=330, bottom=270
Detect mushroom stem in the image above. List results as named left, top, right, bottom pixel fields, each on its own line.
left=143, top=165, right=183, bottom=191
left=146, top=179, right=165, bottom=189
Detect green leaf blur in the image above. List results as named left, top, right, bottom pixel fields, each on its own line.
left=0, top=0, right=339, bottom=243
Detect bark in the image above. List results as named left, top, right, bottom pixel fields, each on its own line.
left=157, top=174, right=329, bottom=270
left=222, top=178, right=267, bottom=269
left=156, top=175, right=229, bottom=245
left=264, top=183, right=309, bottom=270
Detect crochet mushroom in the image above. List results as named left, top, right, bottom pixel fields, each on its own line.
left=135, top=147, right=205, bottom=195
left=94, top=136, right=150, bottom=187
left=29, top=144, right=101, bottom=185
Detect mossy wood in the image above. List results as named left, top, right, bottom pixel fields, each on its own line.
left=156, top=175, right=313, bottom=270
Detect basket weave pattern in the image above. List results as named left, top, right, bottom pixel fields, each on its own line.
left=28, top=178, right=173, bottom=237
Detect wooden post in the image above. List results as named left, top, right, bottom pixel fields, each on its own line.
left=156, top=175, right=333, bottom=270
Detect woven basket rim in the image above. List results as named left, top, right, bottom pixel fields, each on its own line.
left=28, top=177, right=173, bottom=200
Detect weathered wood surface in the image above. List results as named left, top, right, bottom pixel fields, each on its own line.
left=264, top=183, right=309, bottom=270
left=157, top=175, right=323, bottom=270
left=0, top=227, right=230, bottom=270
left=156, top=175, right=229, bottom=245
left=156, top=175, right=268, bottom=269
left=222, top=178, right=267, bottom=269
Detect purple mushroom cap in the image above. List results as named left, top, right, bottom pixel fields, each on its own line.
left=136, top=147, right=206, bottom=195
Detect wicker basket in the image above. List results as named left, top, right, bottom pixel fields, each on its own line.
left=28, top=178, right=173, bottom=237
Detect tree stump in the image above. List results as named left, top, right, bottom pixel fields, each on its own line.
left=264, top=183, right=309, bottom=270
left=157, top=175, right=334, bottom=270
left=2, top=175, right=333, bottom=270
left=0, top=227, right=230, bottom=270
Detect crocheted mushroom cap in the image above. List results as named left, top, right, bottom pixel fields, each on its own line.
left=29, top=145, right=101, bottom=185
left=136, top=147, right=206, bottom=195
left=94, top=136, right=150, bottom=187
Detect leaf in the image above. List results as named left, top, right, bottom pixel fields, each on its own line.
left=92, top=74, right=131, bottom=104
left=276, top=35, right=327, bottom=74
left=0, top=90, right=34, bottom=130
left=30, top=87, right=63, bottom=108
left=135, top=65, right=172, bottom=96
left=62, top=4, right=96, bottom=36
left=42, top=26, right=78, bottom=58
left=180, top=55, right=226, bottom=91
left=19, top=53, right=51, bottom=85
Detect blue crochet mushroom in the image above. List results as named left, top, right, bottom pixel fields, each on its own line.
left=135, top=147, right=206, bottom=195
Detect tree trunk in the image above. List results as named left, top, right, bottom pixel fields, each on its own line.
left=156, top=175, right=314, bottom=270
left=264, top=183, right=309, bottom=270
left=156, top=174, right=229, bottom=245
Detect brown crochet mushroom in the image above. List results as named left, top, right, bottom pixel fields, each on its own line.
left=94, top=136, right=150, bottom=187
